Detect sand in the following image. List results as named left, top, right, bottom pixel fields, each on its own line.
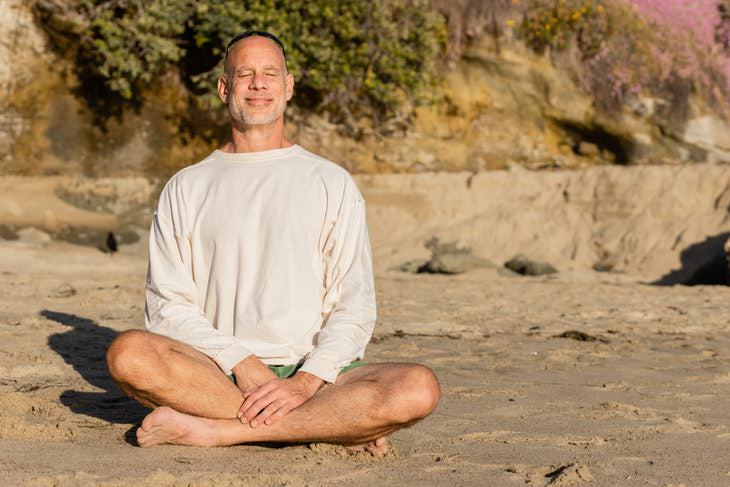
left=2, top=166, right=730, bottom=486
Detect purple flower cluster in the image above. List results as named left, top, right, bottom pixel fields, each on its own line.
left=626, top=0, right=730, bottom=91
left=511, top=0, right=730, bottom=109
left=629, top=0, right=720, bottom=46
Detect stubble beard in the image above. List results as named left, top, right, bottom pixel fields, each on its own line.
left=228, top=93, right=286, bottom=126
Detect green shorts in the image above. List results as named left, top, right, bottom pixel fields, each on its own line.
left=227, top=360, right=366, bottom=384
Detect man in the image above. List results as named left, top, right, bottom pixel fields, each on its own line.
left=106, top=31, right=440, bottom=456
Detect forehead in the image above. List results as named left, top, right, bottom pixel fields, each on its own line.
left=225, top=36, right=286, bottom=71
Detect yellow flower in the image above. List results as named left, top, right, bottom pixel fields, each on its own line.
left=506, top=19, right=515, bottom=27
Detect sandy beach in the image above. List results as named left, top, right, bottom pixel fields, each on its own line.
left=2, top=166, right=730, bottom=485
left=4, top=0, right=730, bottom=483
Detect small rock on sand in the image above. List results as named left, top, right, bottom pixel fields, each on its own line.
left=16, top=228, right=52, bottom=247
left=545, top=463, right=594, bottom=485
left=48, top=284, right=77, bottom=299
left=393, top=259, right=429, bottom=274
left=504, top=254, right=557, bottom=276
left=427, top=251, right=494, bottom=274
left=0, top=224, right=19, bottom=240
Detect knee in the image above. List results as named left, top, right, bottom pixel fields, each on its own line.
left=390, top=364, right=440, bottom=424
left=106, top=330, right=159, bottom=386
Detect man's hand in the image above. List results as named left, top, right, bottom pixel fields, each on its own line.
left=238, top=371, right=325, bottom=427
left=231, top=355, right=278, bottom=396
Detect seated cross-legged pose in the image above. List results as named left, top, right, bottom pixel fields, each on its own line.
left=106, top=31, right=440, bottom=456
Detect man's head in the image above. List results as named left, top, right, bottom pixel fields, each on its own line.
left=217, top=31, right=294, bottom=127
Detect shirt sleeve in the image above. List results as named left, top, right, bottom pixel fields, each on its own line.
left=299, top=183, right=377, bottom=383
left=144, top=180, right=254, bottom=375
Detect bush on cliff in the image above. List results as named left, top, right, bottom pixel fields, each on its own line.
left=34, top=0, right=446, bottom=134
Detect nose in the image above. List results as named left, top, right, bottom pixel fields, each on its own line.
left=248, top=72, right=267, bottom=90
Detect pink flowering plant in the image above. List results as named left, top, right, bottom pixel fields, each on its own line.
left=516, top=0, right=730, bottom=113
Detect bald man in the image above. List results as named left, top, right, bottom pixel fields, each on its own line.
left=106, top=31, right=440, bottom=456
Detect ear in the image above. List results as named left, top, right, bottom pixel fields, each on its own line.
left=285, top=72, right=294, bottom=101
left=217, top=74, right=229, bottom=104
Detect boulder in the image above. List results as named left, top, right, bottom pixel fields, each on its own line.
left=577, top=141, right=600, bottom=158
left=427, top=251, right=494, bottom=275
left=685, top=237, right=730, bottom=285
left=395, top=237, right=495, bottom=275
left=504, top=254, right=558, bottom=276
left=392, top=259, right=429, bottom=274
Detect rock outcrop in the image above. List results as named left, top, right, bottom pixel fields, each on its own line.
left=504, top=254, right=558, bottom=276
left=396, top=237, right=495, bottom=274
left=683, top=236, right=730, bottom=286
left=357, top=163, right=730, bottom=282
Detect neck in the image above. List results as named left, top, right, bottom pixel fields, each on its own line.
left=223, top=119, right=292, bottom=153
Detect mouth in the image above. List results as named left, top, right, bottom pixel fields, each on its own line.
left=245, top=97, right=273, bottom=106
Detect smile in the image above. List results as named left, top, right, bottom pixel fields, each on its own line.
left=245, top=98, right=273, bottom=106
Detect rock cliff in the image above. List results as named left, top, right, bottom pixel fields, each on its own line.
left=1, top=0, right=729, bottom=176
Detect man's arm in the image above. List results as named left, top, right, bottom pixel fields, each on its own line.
left=298, top=186, right=377, bottom=381
left=238, top=180, right=376, bottom=426
left=145, top=180, right=259, bottom=380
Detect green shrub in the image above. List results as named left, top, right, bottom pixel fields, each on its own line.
left=36, top=0, right=447, bottom=134
left=519, top=0, right=612, bottom=58
left=78, top=0, right=188, bottom=100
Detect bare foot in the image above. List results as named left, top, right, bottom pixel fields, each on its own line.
left=136, top=406, right=216, bottom=447
left=345, top=437, right=389, bottom=457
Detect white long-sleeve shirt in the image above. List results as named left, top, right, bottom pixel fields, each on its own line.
left=144, top=145, right=377, bottom=383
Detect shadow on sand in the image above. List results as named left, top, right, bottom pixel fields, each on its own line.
left=42, top=310, right=149, bottom=425
left=653, top=231, right=730, bottom=286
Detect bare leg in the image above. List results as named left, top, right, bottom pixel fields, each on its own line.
left=107, top=331, right=440, bottom=451
left=106, top=330, right=245, bottom=419
left=135, top=363, right=439, bottom=449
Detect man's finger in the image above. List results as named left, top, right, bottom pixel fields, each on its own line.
left=238, top=394, right=260, bottom=422
left=265, top=403, right=295, bottom=425
left=253, top=400, right=285, bottom=427
left=242, top=394, right=280, bottom=425
left=238, top=383, right=277, bottom=419
left=242, top=397, right=272, bottom=425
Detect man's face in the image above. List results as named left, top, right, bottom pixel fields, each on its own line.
left=218, top=36, right=294, bottom=126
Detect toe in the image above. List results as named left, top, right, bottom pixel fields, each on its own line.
left=362, top=438, right=388, bottom=457
left=136, top=427, right=150, bottom=447
left=345, top=444, right=365, bottom=453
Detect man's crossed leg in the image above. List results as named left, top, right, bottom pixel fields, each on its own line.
left=106, top=330, right=440, bottom=455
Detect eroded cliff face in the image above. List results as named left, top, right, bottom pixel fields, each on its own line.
left=3, top=162, right=730, bottom=282
left=292, top=34, right=730, bottom=173
left=358, top=163, right=730, bottom=282
left=1, top=0, right=729, bottom=176
left=0, top=0, right=206, bottom=177
left=0, top=0, right=58, bottom=174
